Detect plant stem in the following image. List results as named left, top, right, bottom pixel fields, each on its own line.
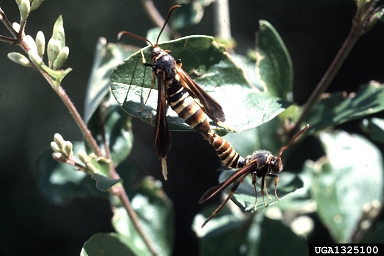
left=213, top=0, right=231, bottom=39
left=118, top=186, right=159, bottom=256
left=2, top=6, right=159, bottom=255
left=57, top=86, right=103, bottom=156
left=291, top=2, right=374, bottom=136
left=140, top=0, right=171, bottom=36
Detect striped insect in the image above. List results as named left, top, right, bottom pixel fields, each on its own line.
left=199, top=124, right=309, bottom=227
left=118, top=5, right=241, bottom=179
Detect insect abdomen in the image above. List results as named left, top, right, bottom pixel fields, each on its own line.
left=208, top=133, right=245, bottom=168
left=168, top=80, right=212, bottom=134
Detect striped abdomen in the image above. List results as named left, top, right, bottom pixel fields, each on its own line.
left=168, top=79, right=245, bottom=168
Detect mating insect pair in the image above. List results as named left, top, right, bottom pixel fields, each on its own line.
left=118, top=5, right=244, bottom=180
left=118, top=5, right=309, bottom=227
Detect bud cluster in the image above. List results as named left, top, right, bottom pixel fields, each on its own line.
left=15, top=0, right=44, bottom=21
left=7, top=13, right=72, bottom=89
left=51, top=133, right=74, bottom=165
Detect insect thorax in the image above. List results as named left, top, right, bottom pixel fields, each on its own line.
left=153, top=51, right=176, bottom=79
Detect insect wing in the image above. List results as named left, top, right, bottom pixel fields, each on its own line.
left=198, top=162, right=257, bottom=204
left=176, top=67, right=225, bottom=122
left=154, top=74, right=172, bottom=158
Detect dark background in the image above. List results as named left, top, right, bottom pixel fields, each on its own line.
left=1, top=0, right=383, bottom=255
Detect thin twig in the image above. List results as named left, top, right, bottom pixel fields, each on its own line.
left=118, top=186, right=159, bottom=256
left=291, top=1, right=376, bottom=136
left=213, top=0, right=231, bottom=39
left=2, top=5, right=159, bottom=256
left=140, top=0, right=171, bottom=35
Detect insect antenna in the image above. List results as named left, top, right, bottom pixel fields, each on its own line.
left=277, top=124, right=310, bottom=159
left=155, top=5, right=181, bottom=45
left=117, top=31, right=154, bottom=47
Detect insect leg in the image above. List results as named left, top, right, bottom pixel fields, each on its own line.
left=267, top=173, right=280, bottom=201
left=201, top=171, right=248, bottom=228
left=251, top=173, right=258, bottom=211
left=264, top=177, right=273, bottom=200
left=259, top=176, right=269, bottom=207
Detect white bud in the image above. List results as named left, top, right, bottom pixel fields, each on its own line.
left=7, top=52, right=32, bottom=67
left=24, top=35, right=37, bottom=53
left=47, top=38, right=60, bottom=67
left=19, top=0, right=30, bottom=20
left=28, top=50, right=43, bottom=68
left=31, top=0, right=45, bottom=11
left=35, top=31, right=45, bottom=57
left=53, top=46, right=69, bottom=70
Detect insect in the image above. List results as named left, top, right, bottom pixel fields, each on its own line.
left=198, top=124, right=309, bottom=227
left=118, top=5, right=242, bottom=179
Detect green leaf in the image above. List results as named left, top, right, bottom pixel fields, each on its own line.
left=36, top=142, right=105, bottom=205
left=145, top=27, right=170, bottom=45
left=306, top=82, right=384, bottom=134
left=194, top=212, right=307, bottom=256
left=82, top=233, right=137, bottom=256
left=305, top=130, right=384, bottom=242
left=84, top=38, right=139, bottom=124
left=194, top=211, right=261, bottom=256
left=112, top=176, right=174, bottom=256
left=360, top=117, right=384, bottom=144
left=223, top=116, right=286, bottom=159
left=171, top=2, right=212, bottom=30
left=111, top=35, right=287, bottom=132
left=87, top=105, right=134, bottom=166
left=85, top=154, right=120, bottom=192
left=91, top=173, right=120, bottom=192
left=257, top=20, right=293, bottom=100
left=52, top=15, right=65, bottom=49
left=259, top=217, right=308, bottom=255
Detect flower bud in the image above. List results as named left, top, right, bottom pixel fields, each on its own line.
left=52, top=152, right=67, bottom=163
left=50, top=141, right=60, bottom=152
left=24, top=35, right=37, bottom=53
left=47, top=38, right=60, bottom=67
left=77, top=149, right=90, bottom=164
left=53, top=133, right=65, bottom=149
left=12, top=22, right=21, bottom=34
left=7, top=52, right=32, bottom=67
left=18, top=0, right=30, bottom=20
left=63, top=140, right=73, bottom=157
left=35, top=31, right=45, bottom=57
left=28, top=50, right=43, bottom=68
left=31, top=0, right=45, bottom=11
left=53, top=46, right=69, bottom=70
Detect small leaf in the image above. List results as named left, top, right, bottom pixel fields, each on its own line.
left=259, top=217, right=308, bottom=255
left=36, top=142, right=105, bottom=205
left=91, top=173, right=120, bottom=192
left=360, top=117, right=384, bottom=144
left=111, top=35, right=287, bottom=132
left=256, top=20, right=293, bottom=100
left=194, top=211, right=307, bottom=256
left=84, top=38, right=139, bottom=124
left=171, top=2, right=209, bottom=30
left=305, top=130, right=384, bottom=242
left=82, top=233, right=137, bottom=256
left=87, top=154, right=120, bottom=191
left=52, top=15, right=65, bottom=49
left=306, top=82, right=384, bottom=134
left=87, top=104, right=134, bottom=166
